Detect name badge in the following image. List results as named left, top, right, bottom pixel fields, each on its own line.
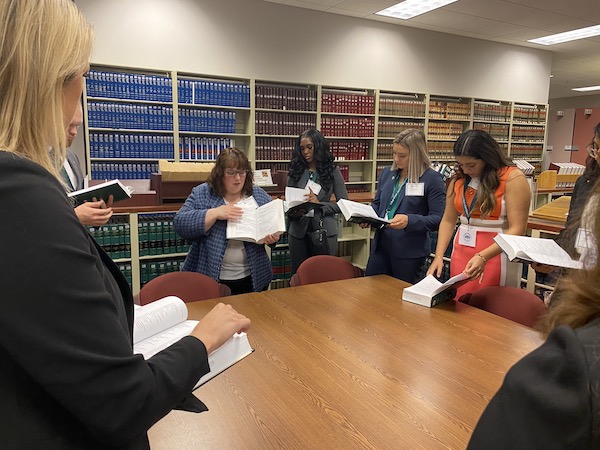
left=575, top=227, right=594, bottom=250
left=406, top=183, right=425, bottom=196
left=458, top=224, right=477, bottom=248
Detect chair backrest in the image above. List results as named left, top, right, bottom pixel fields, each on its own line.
left=289, top=255, right=364, bottom=287
left=139, top=271, right=231, bottom=305
left=458, top=286, right=547, bottom=328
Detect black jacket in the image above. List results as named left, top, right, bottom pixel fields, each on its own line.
left=0, top=152, right=210, bottom=449
left=468, top=320, right=600, bottom=449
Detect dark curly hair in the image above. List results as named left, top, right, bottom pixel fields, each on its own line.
left=208, top=147, right=254, bottom=197
left=288, top=128, right=335, bottom=189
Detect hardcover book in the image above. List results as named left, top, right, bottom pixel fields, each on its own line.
left=402, top=272, right=469, bottom=307
left=494, top=234, right=582, bottom=269
left=68, top=179, right=133, bottom=206
left=226, top=198, right=286, bottom=244
left=133, top=296, right=254, bottom=389
left=337, top=198, right=391, bottom=227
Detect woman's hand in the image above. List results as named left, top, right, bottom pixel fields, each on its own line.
left=263, top=233, right=280, bottom=245
left=426, top=257, right=444, bottom=277
left=463, top=254, right=486, bottom=280
left=191, top=303, right=251, bottom=354
left=388, top=214, right=408, bottom=230
left=358, top=222, right=370, bottom=229
left=307, top=188, right=319, bottom=204
left=214, top=204, right=243, bottom=221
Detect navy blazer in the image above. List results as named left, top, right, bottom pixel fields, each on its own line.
left=371, top=167, right=446, bottom=258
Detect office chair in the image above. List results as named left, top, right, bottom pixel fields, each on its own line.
left=138, top=271, right=231, bottom=305
left=289, top=255, right=364, bottom=287
left=458, top=286, right=548, bottom=328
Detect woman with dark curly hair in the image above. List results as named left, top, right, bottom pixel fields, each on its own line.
left=286, top=128, right=348, bottom=274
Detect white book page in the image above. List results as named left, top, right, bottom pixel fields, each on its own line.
left=133, top=296, right=188, bottom=344
left=404, top=272, right=469, bottom=297
left=134, top=320, right=199, bottom=360
left=285, top=186, right=309, bottom=209
left=495, top=234, right=582, bottom=269
left=227, top=206, right=258, bottom=241
left=403, top=274, right=443, bottom=296
left=338, top=199, right=382, bottom=221
left=255, top=199, right=285, bottom=243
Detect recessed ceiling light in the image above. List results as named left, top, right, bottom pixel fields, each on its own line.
left=528, top=24, right=600, bottom=45
left=572, top=86, right=600, bottom=92
left=376, top=0, right=459, bottom=20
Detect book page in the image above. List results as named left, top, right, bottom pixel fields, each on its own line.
left=134, top=320, right=199, bottom=360
left=133, top=296, right=189, bottom=344
left=226, top=206, right=258, bottom=242
left=285, top=186, right=309, bottom=208
left=255, top=199, right=285, bottom=243
left=403, top=274, right=442, bottom=296
left=338, top=198, right=384, bottom=221
left=133, top=296, right=200, bottom=360
left=494, top=234, right=582, bottom=269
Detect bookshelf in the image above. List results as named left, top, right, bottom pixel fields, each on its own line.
left=253, top=80, right=318, bottom=176
left=83, top=63, right=549, bottom=185
left=82, top=64, right=549, bottom=290
left=176, top=73, right=251, bottom=162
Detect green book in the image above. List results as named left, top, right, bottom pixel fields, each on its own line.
left=68, top=179, right=133, bottom=206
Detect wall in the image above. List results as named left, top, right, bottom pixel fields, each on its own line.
left=74, top=0, right=551, bottom=104
left=572, top=109, right=600, bottom=165
left=544, top=109, right=575, bottom=169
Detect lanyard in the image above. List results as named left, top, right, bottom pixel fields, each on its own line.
left=462, top=179, right=478, bottom=225
left=386, top=174, right=407, bottom=219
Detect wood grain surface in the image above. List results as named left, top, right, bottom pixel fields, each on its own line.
left=148, top=275, right=543, bottom=450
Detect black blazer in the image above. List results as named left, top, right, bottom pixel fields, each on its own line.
left=0, top=152, right=210, bottom=449
left=370, top=167, right=446, bottom=258
left=468, top=319, right=600, bottom=449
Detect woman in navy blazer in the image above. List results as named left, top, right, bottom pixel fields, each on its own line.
left=364, top=129, right=446, bottom=283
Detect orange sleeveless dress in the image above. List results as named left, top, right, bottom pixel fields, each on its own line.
left=450, top=166, right=522, bottom=299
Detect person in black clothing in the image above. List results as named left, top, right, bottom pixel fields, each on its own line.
left=468, top=176, right=600, bottom=449
left=532, top=122, right=600, bottom=294
left=0, top=1, right=250, bottom=448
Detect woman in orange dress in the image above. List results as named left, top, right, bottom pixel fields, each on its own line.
left=427, top=130, right=531, bottom=299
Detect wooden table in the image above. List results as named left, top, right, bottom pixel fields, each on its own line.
left=148, top=275, right=544, bottom=449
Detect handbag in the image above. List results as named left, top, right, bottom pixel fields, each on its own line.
left=307, top=216, right=330, bottom=255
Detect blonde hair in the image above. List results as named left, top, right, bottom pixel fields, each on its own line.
left=0, top=0, right=93, bottom=178
left=392, top=129, right=431, bottom=183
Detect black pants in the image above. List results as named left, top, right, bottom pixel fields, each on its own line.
left=289, top=233, right=338, bottom=275
left=220, top=275, right=269, bottom=295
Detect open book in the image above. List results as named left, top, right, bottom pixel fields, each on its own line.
left=68, top=179, right=133, bottom=206
left=337, top=198, right=391, bottom=227
left=226, top=198, right=286, bottom=244
left=402, top=272, right=469, bottom=307
left=133, top=296, right=254, bottom=389
left=494, top=234, right=582, bottom=269
left=284, top=186, right=322, bottom=215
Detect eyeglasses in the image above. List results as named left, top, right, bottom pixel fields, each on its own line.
left=224, top=169, right=249, bottom=177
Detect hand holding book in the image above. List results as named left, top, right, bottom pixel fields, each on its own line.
left=133, top=297, right=253, bottom=389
